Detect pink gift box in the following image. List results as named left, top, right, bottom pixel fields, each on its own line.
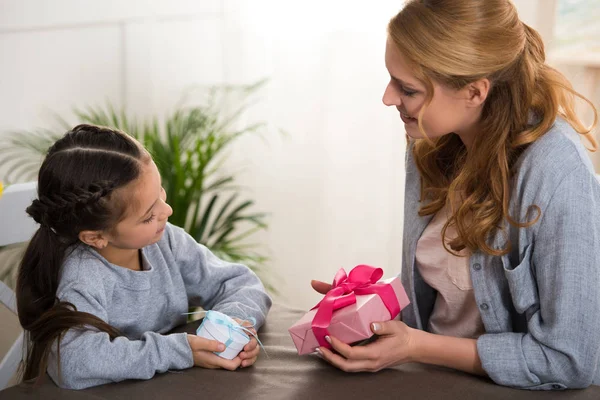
left=289, top=275, right=410, bottom=355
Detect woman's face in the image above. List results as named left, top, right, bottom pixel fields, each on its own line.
left=382, top=38, right=482, bottom=146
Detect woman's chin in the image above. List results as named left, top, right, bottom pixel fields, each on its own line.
left=405, top=126, right=424, bottom=139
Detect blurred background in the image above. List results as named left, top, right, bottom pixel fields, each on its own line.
left=0, top=0, right=598, bottom=311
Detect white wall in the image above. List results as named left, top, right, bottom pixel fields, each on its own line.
left=223, top=1, right=407, bottom=309
left=512, top=0, right=555, bottom=39
left=517, top=0, right=600, bottom=170
left=1, top=0, right=594, bottom=310
left=0, top=0, right=405, bottom=310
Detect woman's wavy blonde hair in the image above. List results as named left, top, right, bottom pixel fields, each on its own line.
left=389, top=0, right=598, bottom=256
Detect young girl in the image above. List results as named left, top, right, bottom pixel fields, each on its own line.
left=16, top=124, right=272, bottom=390
left=312, top=0, right=600, bottom=390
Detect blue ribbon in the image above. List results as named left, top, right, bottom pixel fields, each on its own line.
left=184, top=310, right=267, bottom=357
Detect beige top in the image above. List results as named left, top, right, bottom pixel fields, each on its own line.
left=415, top=203, right=485, bottom=339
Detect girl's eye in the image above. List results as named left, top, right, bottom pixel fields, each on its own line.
left=143, top=215, right=155, bottom=224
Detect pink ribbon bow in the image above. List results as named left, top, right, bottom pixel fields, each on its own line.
left=310, top=265, right=400, bottom=349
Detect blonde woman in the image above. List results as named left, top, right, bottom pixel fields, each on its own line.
left=311, top=0, right=600, bottom=390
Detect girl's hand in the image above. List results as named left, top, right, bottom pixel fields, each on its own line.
left=317, top=320, right=416, bottom=372
left=186, top=334, right=242, bottom=370
left=233, top=318, right=260, bottom=368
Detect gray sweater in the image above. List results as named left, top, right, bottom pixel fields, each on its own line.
left=47, top=223, right=272, bottom=389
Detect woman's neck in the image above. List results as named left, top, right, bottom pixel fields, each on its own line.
left=455, top=110, right=483, bottom=150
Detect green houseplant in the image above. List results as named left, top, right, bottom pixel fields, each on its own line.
left=0, top=82, right=275, bottom=292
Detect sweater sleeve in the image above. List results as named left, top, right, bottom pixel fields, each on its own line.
left=48, top=284, right=193, bottom=390
left=477, top=165, right=600, bottom=389
left=167, top=224, right=272, bottom=327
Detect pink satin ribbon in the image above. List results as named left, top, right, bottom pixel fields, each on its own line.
left=310, top=265, right=400, bottom=349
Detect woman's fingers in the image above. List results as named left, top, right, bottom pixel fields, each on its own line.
left=311, top=280, right=332, bottom=294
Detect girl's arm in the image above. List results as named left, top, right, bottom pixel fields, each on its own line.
left=48, top=285, right=194, bottom=390
left=165, top=224, right=272, bottom=327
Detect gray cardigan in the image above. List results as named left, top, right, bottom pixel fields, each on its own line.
left=48, top=223, right=272, bottom=390
left=400, top=118, right=600, bottom=390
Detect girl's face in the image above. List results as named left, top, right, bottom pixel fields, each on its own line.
left=382, top=38, right=482, bottom=147
left=105, top=160, right=173, bottom=251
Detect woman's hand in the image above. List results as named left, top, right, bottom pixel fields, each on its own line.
left=317, top=320, right=416, bottom=372
left=317, top=321, right=486, bottom=376
left=186, top=334, right=242, bottom=370
left=233, top=318, right=261, bottom=368
left=311, top=280, right=331, bottom=294
left=311, top=279, right=419, bottom=371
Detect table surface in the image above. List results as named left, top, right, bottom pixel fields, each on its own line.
left=2, top=303, right=600, bottom=400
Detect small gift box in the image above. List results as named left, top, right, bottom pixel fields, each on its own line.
left=288, top=265, right=410, bottom=355
left=196, top=310, right=251, bottom=360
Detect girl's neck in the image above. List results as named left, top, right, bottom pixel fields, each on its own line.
left=96, top=246, right=142, bottom=271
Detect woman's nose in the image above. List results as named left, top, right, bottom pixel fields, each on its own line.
left=382, top=82, right=400, bottom=107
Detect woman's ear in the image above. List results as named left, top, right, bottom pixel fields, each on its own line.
left=78, top=230, right=109, bottom=249
left=466, top=78, right=490, bottom=107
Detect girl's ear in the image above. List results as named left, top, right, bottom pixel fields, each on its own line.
left=78, top=230, right=109, bottom=249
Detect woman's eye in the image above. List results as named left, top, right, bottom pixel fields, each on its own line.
left=401, top=87, right=417, bottom=97
left=391, top=79, right=417, bottom=97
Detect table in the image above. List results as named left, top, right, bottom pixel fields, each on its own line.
left=2, top=303, right=600, bottom=400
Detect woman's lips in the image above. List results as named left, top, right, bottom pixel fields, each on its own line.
left=400, top=111, right=417, bottom=124
left=397, top=106, right=417, bottom=124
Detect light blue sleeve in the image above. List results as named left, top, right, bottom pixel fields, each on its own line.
left=477, top=164, right=600, bottom=389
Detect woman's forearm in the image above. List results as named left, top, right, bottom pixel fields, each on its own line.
left=411, top=329, right=487, bottom=376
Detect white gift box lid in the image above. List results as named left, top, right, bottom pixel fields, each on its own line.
left=196, top=311, right=251, bottom=359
